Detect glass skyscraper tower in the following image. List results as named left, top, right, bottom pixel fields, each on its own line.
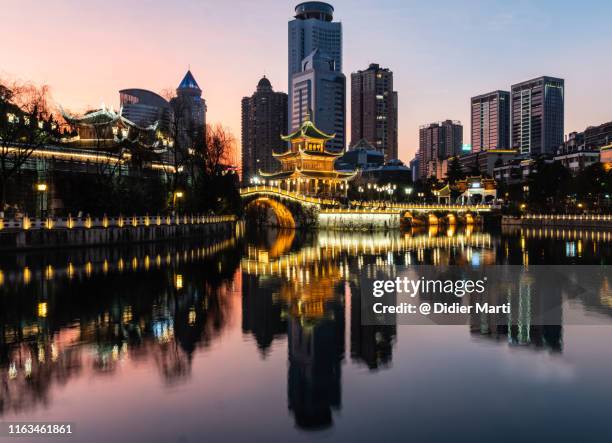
left=288, top=2, right=344, bottom=150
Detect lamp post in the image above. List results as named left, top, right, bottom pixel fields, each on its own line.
left=36, top=183, right=47, bottom=217
left=173, top=191, right=184, bottom=213
left=405, top=187, right=413, bottom=202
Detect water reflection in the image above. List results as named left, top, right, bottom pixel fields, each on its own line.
left=0, top=225, right=611, bottom=437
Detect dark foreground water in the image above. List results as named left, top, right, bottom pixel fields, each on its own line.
left=1, top=226, right=612, bottom=443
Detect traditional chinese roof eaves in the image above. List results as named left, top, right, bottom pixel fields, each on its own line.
left=272, top=149, right=342, bottom=159
left=61, top=106, right=158, bottom=132
left=281, top=119, right=335, bottom=142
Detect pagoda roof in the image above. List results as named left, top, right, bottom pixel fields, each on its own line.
left=273, top=148, right=342, bottom=159
left=282, top=119, right=335, bottom=142
left=259, top=168, right=356, bottom=180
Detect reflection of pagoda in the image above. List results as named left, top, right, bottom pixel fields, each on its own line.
left=259, top=117, right=355, bottom=198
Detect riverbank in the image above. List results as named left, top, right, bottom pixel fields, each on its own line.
left=502, top=214, right=612, bottom=229
left=0, top=215, right=240, bottom=250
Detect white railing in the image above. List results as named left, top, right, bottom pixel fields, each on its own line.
left=240, top=186, right=492, bottom=212
left=0, top=214, right=236, bottom=231
left=521, top=214, right=612, bottom=222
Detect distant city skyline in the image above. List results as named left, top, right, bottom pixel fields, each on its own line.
left=2, top=0, right=611, bottom=163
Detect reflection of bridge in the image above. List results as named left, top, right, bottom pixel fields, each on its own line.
left=240, top=186, right=494, bottom=229
left=241, top=229, right=494, bottom=277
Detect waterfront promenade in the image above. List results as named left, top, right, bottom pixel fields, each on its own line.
left=0, top=214, right=238, bottom=250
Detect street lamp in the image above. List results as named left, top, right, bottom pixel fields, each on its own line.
left=36, top=183, right=47, bottom=217
left=173, top=191, right=184, bottom=212
left=404, top=187, right=413, bottom=202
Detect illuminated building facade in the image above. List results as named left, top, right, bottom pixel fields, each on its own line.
left=511, top=76, right=564, bottom=156
left=259, top=118, right=355, bottom=197
left=351, top=63, right=398, bottom=160
left=417, top=120, right=463, bottom=180
left=290, top=49, right=346, bottom=151
left=288, top=2, right=342, bottom=137
left=241, top=77, right=288, bottom=183
left=470, top=90, right=510, bottom=152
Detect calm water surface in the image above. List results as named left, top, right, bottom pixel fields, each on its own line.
left=1, top=226, right=611, bottom=442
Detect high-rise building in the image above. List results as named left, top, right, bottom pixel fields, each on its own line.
left=170, top=70, right=207, bottom=150
left=288, top=2, right=344, bottom=148
left=417, top=120, right=463, bottom=180
left=241, top=76, right=288, bottom=183
left=470, top=90, right=510, bottom=152
left=511, top=76, right=564, bottom=157
left=351, top=63, right=398, bottom=160
left=119, top=89, right=171, bottom=131
left=290, top=49, right=346, bottom=151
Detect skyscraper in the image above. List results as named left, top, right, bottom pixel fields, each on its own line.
left=288, top=2, right=344, bottom=149
left=290, top=49, right=346, bottom=151
left=470, top=90, right=510, bottom=152
left=511, top=76, right=564, bottom=157
left=241, top=76, right=288, bottom=183
left=170, top=70, right=207, bottom=150
left=351, top=63, right=398, bottom=160
left=417, top=120, right=463, bottom=180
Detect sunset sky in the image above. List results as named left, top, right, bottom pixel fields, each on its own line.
left=2, top=0, right=612, bottom=162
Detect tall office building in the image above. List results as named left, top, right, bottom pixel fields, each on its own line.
left=291, top=49, right=346, bottom=151
left=241, top=76, right=288, bottom=182
left=351, top=63, right=398, bottom=160
left=470, top=90, right=510, bottom=152
left=170, top=70, right=207, bottom=150
left=417, top=120, right=463, bottom=180
left=511, top=76, right=564, bottom=156
left=119, top=89, right=171, bottom=131
left=288, top=2, right=344, bottom=148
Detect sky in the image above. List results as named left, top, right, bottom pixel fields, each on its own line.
left=2, top=0, right=612, bottom=162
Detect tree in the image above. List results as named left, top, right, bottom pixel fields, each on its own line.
left=526, top=159, right=571, bottom=211
left=0, top=80, right=61, bottom=210
left=446, top=157, right=465, bottom=184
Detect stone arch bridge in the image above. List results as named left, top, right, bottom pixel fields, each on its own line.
left=240, top=186, right=493, bottom=230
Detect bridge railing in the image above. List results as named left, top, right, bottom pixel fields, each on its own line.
left=0, top=214, right=236, bottom=231
left=240, top=186, right=341, bottom=206
left=240, top=187, right=492, bottom=212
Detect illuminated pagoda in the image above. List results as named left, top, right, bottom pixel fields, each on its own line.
left=259, top=117, right=355, bottom=198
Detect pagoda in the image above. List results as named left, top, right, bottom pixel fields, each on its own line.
left=259, top=117, right=355, bottom=198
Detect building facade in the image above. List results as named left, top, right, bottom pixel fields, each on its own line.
left=291, top=49, right=346, bottom=151
left=170, top=70, right=207, bottom=151
left=470, top=90, right=510, bottom=152
left=288, top=2, right=344, bottom=149
left=417, top=120, right=463, bottom=180
left=119, top=89, right=171, bottom=131
left=511, top=76, right=564, bottom=157
left=241, top=77, right=288, bottom=183
left=351, top=63, right=398, bottom=160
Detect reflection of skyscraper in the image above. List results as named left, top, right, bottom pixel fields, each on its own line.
left=287, top=299, right=344, bottom=429
left=350, top=283, right=396, bottom=370
left=241, top=274, right=287, bottom=355
left=288, top=2, right=344, bottom=150
left=171, top=70, right=207, bottom=150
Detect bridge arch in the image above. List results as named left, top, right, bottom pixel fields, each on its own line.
left=245, top=197, right=296, bottom=229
